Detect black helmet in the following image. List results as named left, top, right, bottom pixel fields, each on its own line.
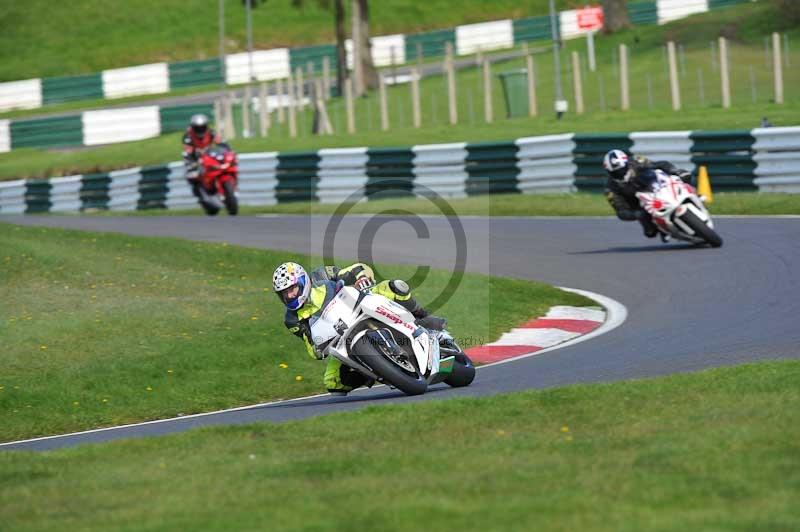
left=190, top=114, right=209, bottom=136
left=603, top=149, right=631, bottom=181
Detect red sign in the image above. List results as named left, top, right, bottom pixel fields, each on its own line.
left=577, top=6, right=604, bottom=30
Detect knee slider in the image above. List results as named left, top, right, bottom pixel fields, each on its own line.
left=389, top=280, right=410, bottom=297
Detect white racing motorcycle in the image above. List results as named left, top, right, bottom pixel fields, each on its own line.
left=635, top=169, right=723, bottom=248
left=310, top=285, right=475, bottom=396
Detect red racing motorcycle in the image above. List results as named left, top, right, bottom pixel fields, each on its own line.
left=197, top=143, right=238, bottom=216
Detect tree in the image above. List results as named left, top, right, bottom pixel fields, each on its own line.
left=602, top=0, right=631, bottom=34
left=352, top=0, right=378, bottom=95
left=290, top=0, right=347, bottom=96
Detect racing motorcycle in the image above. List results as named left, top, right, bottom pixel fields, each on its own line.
left=310, top=285, right=475, bottom=396
left=635, top=169, right=723, bottom=248
left=196, top=143, right=238, bottom=216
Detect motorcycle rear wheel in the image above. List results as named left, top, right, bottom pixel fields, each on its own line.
left=443, top=351, right=476, bottom=388
left=681, top=210, right=723, bottom=248
left=351, top=336, right=427, bottom=396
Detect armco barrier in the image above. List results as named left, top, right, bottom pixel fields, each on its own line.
left=515, top=134, right=576, bottom=193
left=49, top=175, right=82, bottom=212
left=412, top=143, right=468, bottom=198
left=238, top=153, right=279, bottom=207
left=465, top=142, right=520, bottom=195
left=2, top=128, right=798, bottom=215
left=0, top=179, right=26, bottom=214
left=752, top=126, right=800, bottom=193
left=317, top=148, right=369, bottom=204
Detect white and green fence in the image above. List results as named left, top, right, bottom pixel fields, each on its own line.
left=0, top=0, right=751, bottom=113
left=2, top=126, right=798, bottom=214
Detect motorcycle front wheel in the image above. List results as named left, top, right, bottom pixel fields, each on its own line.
left=681, top=210, right=723, bottom=248
left=222, top=180, right=238, bottom=216
left=351, top=336, right=428, bottom=396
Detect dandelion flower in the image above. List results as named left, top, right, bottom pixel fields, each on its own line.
left=279, top=363, right=288, bottom=369
left=295, top=375, right=303, bottom=382
left=146, top=386, right=153, bottom=391
left=561, top=426, right=569, bottom=433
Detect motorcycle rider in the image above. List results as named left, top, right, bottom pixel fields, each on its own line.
left=182, top=114, right=222, bottom=200
left=272, top=261, right=446, bottom=396
left=602, top=149, right=693, bottom=241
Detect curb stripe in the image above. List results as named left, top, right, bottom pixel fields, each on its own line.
left=519, top=318, right=601, bottom=333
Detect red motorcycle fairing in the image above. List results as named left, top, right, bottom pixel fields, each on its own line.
left=200, top=148, right=238, bottom=196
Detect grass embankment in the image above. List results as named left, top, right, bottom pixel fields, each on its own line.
left=0, top=0, right=571, bottom=81
left=0, top=223, right=593, bottom=442
left=1, top=1, right=799, bottom=180
left=2, top=360, right=799, bottom=531
left=134, top=192, right=797, bottom=217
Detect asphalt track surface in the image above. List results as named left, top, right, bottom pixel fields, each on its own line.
left=2, top=214, right=799, bottom=450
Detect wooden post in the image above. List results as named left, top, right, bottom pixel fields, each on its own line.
left=526, top=53, right=537, bottom=117
left=287, top=74, right=297, bottom=138
left=572, top=52, right=584, bottom=114
left=773, top=32, right=784, bottom=104
left=322, top=56, right=331, bottom=100
left=225, top=92, right=236, bottom=139
left=379, top=75, right=389, bottom=131
left=587, top=31, right=596, bottom=72
left=445, top=41, right=457, bottom=125
left=719, top=37, right=731, bottom=109
left=483, top=57, right=492, bottom=123
left=667, top=41, right=681, bottom=111
left=295, top=67, right=305, bottom=111
left=276, top=79, right=286, bottom=124
left=242, top=84, right=252, bottom=137
left=411, top=67, right=421, bottom=128
left=213, top=99, right=224, bottom=138
left=620, top=44, right=630, bottom=111
left=314, top=79, right=333, bottom=135
left=259, top=82, right=269, bottom=136
left=345, top=77, right=355, bottom=134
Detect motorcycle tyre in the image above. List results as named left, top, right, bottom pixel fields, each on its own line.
left=444, top=351, right=476, bottom=388
left=351, top=337, right=427, bottom=396
left=222, top=180, right=238, bottom=216
left=682, top=210, right=723, bottom=248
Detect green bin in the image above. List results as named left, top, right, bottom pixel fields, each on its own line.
left=498, top=69, right=529, bottom=118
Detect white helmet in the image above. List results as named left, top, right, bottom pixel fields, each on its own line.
left=603, top=149, right=631, bottom=181
left=190, top=114, right=209, bottom=136
left=272, top=262, right=311, bottom=311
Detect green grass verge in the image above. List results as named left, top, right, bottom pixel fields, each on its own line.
left=0, top=223, right=593, bottom=442
left=80, top=192, right=800, bottom=217
left=2, top=360, right=798, bottom=531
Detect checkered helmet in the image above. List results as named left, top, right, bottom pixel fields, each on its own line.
left=272, top=262, right=311, bottom=311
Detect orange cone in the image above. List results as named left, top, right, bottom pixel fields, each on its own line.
left=697, top=165, right=713, bottom=203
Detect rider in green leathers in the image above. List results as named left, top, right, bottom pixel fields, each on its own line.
left=272, top=262, right=445, bottom=395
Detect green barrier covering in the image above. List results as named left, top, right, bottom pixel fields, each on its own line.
left=572, top=133, right=633, bottom=191
left=690, top=130, right=756, bottom=191
left=24, top=180, right=52, bottom=213
left=709, top=0, right=750, bottom=9
left=405, top=29, right=456, bottom=62
left=138, top=165, right=170, bottom=210
left=10, top=115, right=84, bottom=149
left=290, top=44, right=337, bottom=75
left=168, top=59, right=224, bottom=90
left=498, top=69, right=530, bottom=118
left=80, top=173, right=111, bottom=210
left=628, top=1, right=659, bottom=25
left=512, top=16, right=554, bottom=43
left=276, top=152, right=320, bottom=202
left=159, top=103, right=215, bottom=134
left=42, top=73, right=103, bottom=105
left=365, top=148, right=415, bottom=199
left=465, top=142, right=520, bottom=196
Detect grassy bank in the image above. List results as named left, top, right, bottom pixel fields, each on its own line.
left=2, top=360, right=798, bottom=530
left=2, top=1, right=799, bottom=181
left=0, top=0, right=570, bottom=81
left=0, top=223, right=592, bottom=442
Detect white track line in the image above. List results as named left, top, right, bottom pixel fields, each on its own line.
left=0, top=287, right=627, bottom=449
